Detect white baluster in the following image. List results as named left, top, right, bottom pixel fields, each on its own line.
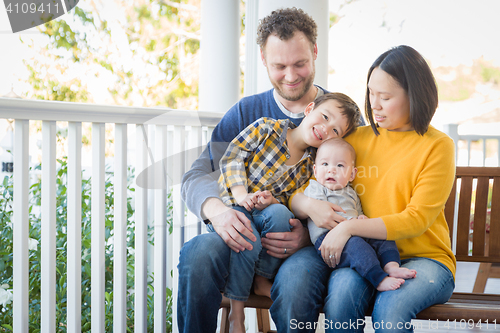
left=171, top=125, right=186, bottom=333
left=67, top=121, right=82, bottom=333
left=482, top=139, right=487, bottom=167
left=41, top=121, right=56, bottom=333
left=166, top=127, right=174, bottom=290
left=154, top=125, right=168, bottom=333
left=91, top=123, right=105, bottom=333
left=185, top=126, right=203, bottom=239
left=497, top=139, right=500, bottom=166
left=135, top=124, right=149, bottom=332
left=467, top=140, right=472, bottom=166
left=13, top=119, right=29, bottom=333
left=114, top=124, right=128, bottom=332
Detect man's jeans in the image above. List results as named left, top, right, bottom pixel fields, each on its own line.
left=315, top=235, right=401, bottom=288
left=177, top=208, right=330, bottom=333
left=223, top=204, right=293, bottom=301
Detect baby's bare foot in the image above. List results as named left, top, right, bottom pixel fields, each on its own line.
left=377, top=276, right=405, bottom=291
left=384, top=262, right=417, bottom=279
left=253, top=275, right=272, bottom=298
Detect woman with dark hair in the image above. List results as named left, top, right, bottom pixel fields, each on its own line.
left=291, top=45, right=456, bottom=332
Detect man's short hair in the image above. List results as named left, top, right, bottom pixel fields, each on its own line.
left=257, top=7, right=317, bottom=50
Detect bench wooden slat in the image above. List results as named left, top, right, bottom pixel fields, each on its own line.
left=416, top=302, right=500, bottom=322
left=455, top=255, right=500, bottom=263
left=416, top=292, right=500, bottom=322
left=457, top=167, right=500, bottom=177
left=457, top=176, right=473, bottom=257
left=444, top=177, right=457, bottom=240
left=472, top=177, right=489, bottom=256
left=490, top=176, right=500, bottom=256
left=450, top=292, right=500, bottom=302
left=221, top=293, right=500, bottom=323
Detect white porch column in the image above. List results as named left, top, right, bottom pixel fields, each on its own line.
left=199, top=0, right=240, bottom=113
left=249, top=0, right=329, bottom=94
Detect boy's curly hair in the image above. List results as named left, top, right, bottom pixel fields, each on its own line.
left=257, top=7, right=317, bottom=50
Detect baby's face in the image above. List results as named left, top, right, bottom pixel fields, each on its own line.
left=313, top=145, right=356, bottom=191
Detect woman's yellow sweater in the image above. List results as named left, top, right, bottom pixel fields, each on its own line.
left=344, top=125, right=456, bottom=277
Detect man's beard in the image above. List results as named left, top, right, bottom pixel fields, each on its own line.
left=270, top=67, right=315, bottom=102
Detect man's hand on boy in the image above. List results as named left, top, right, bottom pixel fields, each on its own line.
left=261, top=219, right=311, bottom=259
left=203, top=198, right=257, bottom=253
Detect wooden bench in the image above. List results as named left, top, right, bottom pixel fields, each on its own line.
left=219, top=167, right=500, bottom=333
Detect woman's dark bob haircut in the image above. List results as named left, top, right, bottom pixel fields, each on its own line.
left=365, top=45, right=438, bottom=136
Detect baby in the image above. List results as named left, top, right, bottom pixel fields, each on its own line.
left=305, top=138, right=416, bottom=291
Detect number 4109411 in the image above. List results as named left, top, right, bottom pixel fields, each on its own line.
left=6, top=2, right=60, bottom=14
left=444, top=319, right=497, bottom=330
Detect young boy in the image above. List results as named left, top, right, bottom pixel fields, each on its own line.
left=305, top=138, right=417, bottom=292
left=217, top=93, right=361, bottom=333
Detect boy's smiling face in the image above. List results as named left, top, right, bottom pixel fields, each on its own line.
left=314, top=143, right=356, bottom=191
left=301, top=99, right=349, bottom=148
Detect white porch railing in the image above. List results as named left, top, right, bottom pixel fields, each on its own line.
left=2, top=96, right=498, bottom=333
left=0, top=97, right=222, bottom=333
left=444, top=124, right=500, bottom=167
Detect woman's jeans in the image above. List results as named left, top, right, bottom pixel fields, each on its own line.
left=323, top=257, right=455, bottom=332
left=223, top=204, right=293, bottom=301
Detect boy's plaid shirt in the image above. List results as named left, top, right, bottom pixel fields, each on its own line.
left=218, top=117, right=316, bottom=207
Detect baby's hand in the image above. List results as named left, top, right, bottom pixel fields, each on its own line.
left=254, top=190, right=275, bottom=210
left=358, top=215, right=369, bottom=219
left=238, top=192, right=259, bottom=211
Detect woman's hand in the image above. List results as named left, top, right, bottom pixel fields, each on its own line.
left=319, top=222, right=352, bottom=268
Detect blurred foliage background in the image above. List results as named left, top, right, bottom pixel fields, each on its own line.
left=24, top=0, right=202, bottom=109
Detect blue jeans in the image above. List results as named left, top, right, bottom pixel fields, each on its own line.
left=270, top=246, right=330, bottom=332
left=323, top=258, right=455, bottom=333
left=315, top=235, right=401, bottom=288
left=177, top=230, right=230, bottom=333
left=178, top=231, right=453, bottom=333
left=224, top=204, right=293, bottom=301
left=177, top=238, right=330, bottom=333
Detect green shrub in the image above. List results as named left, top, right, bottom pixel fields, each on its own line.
left=0, top=158, right=172, bottom=332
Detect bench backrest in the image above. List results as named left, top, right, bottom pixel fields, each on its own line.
left=445, top=167, right=500, bottom=263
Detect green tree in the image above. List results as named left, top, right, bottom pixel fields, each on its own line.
left=24, top=0, right=201, bottom=109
